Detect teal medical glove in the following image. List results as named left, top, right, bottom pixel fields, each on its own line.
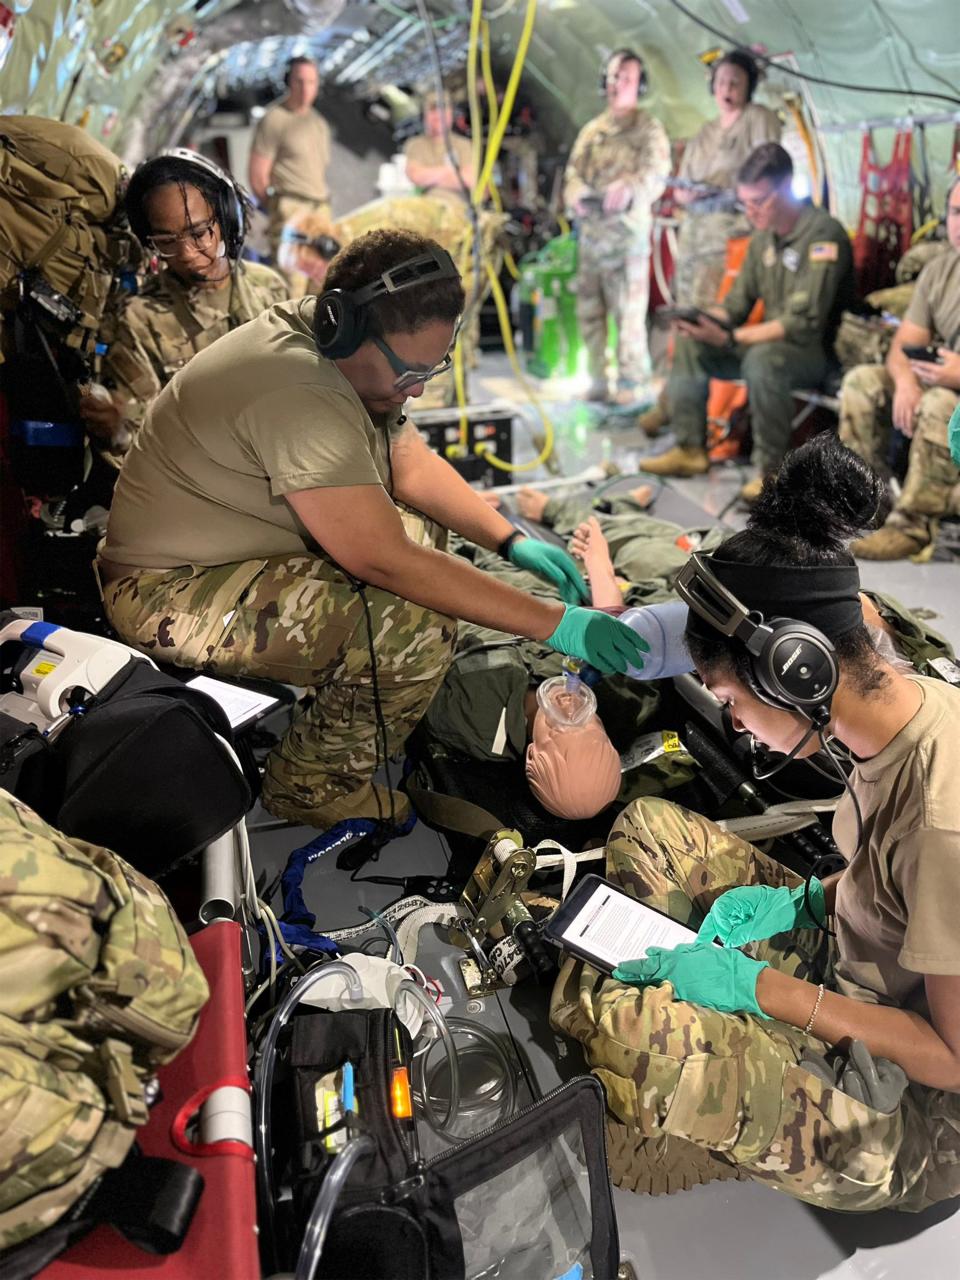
left=546, top=606, right=649, bottom=674
left=613, top=942, right=770, bottom=1018
left=950, top=401, right=960, bottom=466
left=696, top=879, right=826, bottom=948
left=507, top=538, right=589, bottom=604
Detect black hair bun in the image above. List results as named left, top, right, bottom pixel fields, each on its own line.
left=748, top=435, right=890, bottom=550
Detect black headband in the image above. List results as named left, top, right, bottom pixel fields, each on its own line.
left=684, top=556, right=863, bottom=643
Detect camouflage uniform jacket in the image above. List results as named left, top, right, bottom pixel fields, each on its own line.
left=563, top=108, right=670, bottom=242
left=103, top=262, right=288, bottom=444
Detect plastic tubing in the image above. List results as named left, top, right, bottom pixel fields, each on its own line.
left=294, top=1133, right=377, bottom=1280
left=394, top=979, right=460, bottom=1132
left=359, top=904, right=402, bottom=965
left=255, top=961, right=365, bottom=1262
left=422, top=1019, right=517, bottom=1136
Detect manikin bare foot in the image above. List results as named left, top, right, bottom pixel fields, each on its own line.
left=629, top=483, right=656, bottom=509
left=568, top=516, right=624, bottom=610
left=516, top=487, right=551, bottom=521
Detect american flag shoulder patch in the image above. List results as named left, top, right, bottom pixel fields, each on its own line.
left=809, top=241, right=839, bottom=263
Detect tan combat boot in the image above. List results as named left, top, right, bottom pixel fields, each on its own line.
left=739, top=474, right=767, bottom=504
left=638, top=445, right=710, bottom=477
left=636, top=401, right=671, bottom=437
left=605, top=1120, right=744, bottom=1196
left=851, top=527, right=927, bottom=561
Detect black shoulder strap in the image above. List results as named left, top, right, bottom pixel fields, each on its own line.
left=0, top=1154, right=204, bottom=1280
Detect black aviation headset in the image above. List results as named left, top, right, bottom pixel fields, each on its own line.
left=675, top=550, right=859, bottom=931
left=601, top=48, right=648, bottom=97
left=314, top=245, right=459, bottom=359
left=675, top=551, right=839, bottom=727
left=158, top=148, right=248, bottom=261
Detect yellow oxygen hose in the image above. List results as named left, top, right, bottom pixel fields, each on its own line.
left=475, top=261, right=555, bottom=473
left=473, top=0, right=537, bottom=208
left=452, top=0, right=554, bottom=471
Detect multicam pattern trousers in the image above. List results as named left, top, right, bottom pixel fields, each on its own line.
left=551, top=796, right=952, bottom=1212
left=101, top=540, right=456, bottom=830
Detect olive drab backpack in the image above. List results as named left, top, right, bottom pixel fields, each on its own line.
left=0, top=116, right=137, bottom=360
left=0, top=789, right=209, bottom=1256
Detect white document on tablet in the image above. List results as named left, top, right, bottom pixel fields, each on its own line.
left=559, top=883, right=698, bottom=972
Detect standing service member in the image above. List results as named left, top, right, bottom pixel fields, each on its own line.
left=563, top=49, right=670, bottom=405
left=249, top=56, right=331, bottom=296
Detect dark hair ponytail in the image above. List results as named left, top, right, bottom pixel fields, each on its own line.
left=686, top=436, right=890, bottom=692
left=744, top=434, right=889, bottom=563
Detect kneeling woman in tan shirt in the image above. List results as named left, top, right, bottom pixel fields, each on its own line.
left=551, top=434, right=960, bottom=1212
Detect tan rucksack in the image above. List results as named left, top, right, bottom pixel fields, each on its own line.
left=0, top=789, right=209, bottom=1253
left=0, top=116, right=137, bottom=357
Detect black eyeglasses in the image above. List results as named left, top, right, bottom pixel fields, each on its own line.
left=147, top=219, right=217, bottom=258
left=372, top=334, right=455, bottom=392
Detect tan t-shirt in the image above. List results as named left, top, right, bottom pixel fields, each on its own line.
left=252, top=104, right=331, bottom=203
left=833, top=676, right=960, bottom=1010
left=678, top=103, right=782, bottom=194
left=403, top=133, right=474, bottom=206
left=103, top=297, right=403, bottom=569
left=904, top=249, right=960, bottom=352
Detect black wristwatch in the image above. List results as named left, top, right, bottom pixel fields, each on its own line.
left=497, top=530, right=526, bottom=560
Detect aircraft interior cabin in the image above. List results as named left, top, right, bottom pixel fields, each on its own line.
left=3, top=2, right=960, bottom=1277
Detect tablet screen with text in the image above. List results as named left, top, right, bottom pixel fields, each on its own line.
left=547, top=875, right=699, bottom=972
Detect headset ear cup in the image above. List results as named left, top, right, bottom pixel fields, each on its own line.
left=314, top=290, right=365, bottom=358
left=753, top=621, right=839, bottom=715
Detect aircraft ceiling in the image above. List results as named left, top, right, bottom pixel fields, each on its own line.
left=2, top=0, right=959, bottom=225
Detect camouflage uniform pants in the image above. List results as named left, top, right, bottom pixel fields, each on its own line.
left=672, top=211, right=747, bottom=309
left=839, top=364, right=960, bottom=543
left=576, top=227, right=651, bottom=392
left=101, top=550, right=456, bottom=828
left=550, top=797, right=937, bottom=1211
left=668, top=335, right=827, bottom=474
left=268, top=194, right=331, bottom=298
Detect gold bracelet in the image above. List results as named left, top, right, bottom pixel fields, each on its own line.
left=803, top=982, right=825, bottom=1036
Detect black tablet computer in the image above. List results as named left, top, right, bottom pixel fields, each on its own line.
left=543, top=873, right=700, bottom=974
left=654, top=306, right=733, bottom=332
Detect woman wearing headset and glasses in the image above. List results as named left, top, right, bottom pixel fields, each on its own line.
left=78, top=151, right=287, bottom=464
left=552, top=434, right=960, bottom=1212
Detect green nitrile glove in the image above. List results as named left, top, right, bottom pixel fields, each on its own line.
left=612, top=942, right=770, bottom=1018
left=507, top=538, right=589, bottom=604
left=696, top=879, right=825, bottom=948
left=545, top=606, right=650, bottom=675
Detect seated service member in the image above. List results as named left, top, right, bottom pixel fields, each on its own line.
left=552, top=436, right=960, bottom=1212
left=403, top=89, right=476, bottom=208
left=642, top=143, right=854, bottom=501
left=840, top=174, right=960, bottom=560
left=99, top=230, right=646, bottom=830
left=79, top=151, right=287, bottom=465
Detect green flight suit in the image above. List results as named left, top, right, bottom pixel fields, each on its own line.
left=667, top=204, right=855, bottom=474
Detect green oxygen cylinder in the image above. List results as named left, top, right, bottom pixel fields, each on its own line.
left=524, top=233, right=581, bottom=379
